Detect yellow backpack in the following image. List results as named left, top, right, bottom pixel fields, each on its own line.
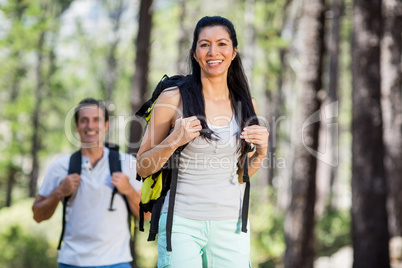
left=135, top=74, right=189, bottom=251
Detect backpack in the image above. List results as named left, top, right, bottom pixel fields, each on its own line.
left=136, top=74, right=252, bottom=252
left=57, top=144, right=132, bottom=250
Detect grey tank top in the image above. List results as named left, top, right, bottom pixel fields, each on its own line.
left=162, top=113, right=243, bottom=220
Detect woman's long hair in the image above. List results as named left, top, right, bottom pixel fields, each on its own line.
left=180, top=16, right=258, bottom=157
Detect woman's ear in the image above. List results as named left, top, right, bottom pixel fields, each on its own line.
left=193, top=52, right=198, bottom=62
left=232, top=47, right=238, bottom=60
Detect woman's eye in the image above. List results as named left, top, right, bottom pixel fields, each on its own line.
left=200, top=43, right=209, bottom=47
left=219, top=42, right=227, bottom=46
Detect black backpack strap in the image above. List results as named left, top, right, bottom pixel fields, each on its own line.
left=107, top=148, right=133, bottom=243
left=58, top=150, right=81, bottom=250
left=147, top=196, right=165, bottom=241
left=136, top=74, right=169, bottom=119
left=108, top=148, right=121, bottom=173
left=136, top=99, right=154, bottom=118
left=166, top=149, right=181, bottom=252
left=108, top=149, right=122, bottom=211
left=241, top=143, right=253, bottom=233
left=241, top=153, right=250, bottom=233
left=139, top=206, right=145, bottom=232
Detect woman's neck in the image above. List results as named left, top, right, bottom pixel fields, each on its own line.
left=201, top=74, right=230, bottom=101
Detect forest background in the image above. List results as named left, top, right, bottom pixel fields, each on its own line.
left=0, top=0, right=400, bottom=267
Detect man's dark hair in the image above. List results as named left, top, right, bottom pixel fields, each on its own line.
left=74, top=98, right=109, bottom=125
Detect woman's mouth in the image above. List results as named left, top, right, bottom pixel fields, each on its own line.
left=207, top=60, right=223, bottom=66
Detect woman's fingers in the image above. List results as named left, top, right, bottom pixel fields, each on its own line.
left=173, top=116, right=202, bottom=145
left=181, top=117, right=202, bottom=134
left=240, top=126, right=269, bottom=147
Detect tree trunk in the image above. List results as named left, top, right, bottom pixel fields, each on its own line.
left=104, top=0, right=125, bottom=104
left=130, top=220, right=139, bottom=268
left=128, top=1, right=153, bottom=267
left=243, top=0, right=256, bottom=82
left=176, top=0, right=189, bottom=74
left=29, top=31, right=45, bottom=197
left=28, top=0, right=73, bottom=197
left=276, top=0, right=299, bottom=211
left=284, top=0, right=325, bottom=267
left=128, top=0, right=153, bottom=155
left=325, top=0, right=342, bottom=212
left=381, top=0, right=402, bottom=238
left=316, top=0, right=343, bottom=215
left=351, top=0, right=390, bottom=267
left=263, top=48, right=285, bottom=189
left=5, top=165, right=18, bottom=207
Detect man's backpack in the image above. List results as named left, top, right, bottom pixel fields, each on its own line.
left=57, top=144, right=131, bottom=250
left=136, top=74, right=252, bottom=252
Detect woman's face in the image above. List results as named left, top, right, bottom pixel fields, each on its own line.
left=193, top=26, right=237, bottom=79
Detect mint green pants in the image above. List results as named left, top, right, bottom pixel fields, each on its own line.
left=157, top=213, right=251, bottom=268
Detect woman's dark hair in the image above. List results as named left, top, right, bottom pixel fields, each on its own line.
left=74, top=98, right=109, bottom=125
left=181, top=16, right=258, bottom=157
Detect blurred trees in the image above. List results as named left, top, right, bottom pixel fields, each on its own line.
left=128, top=0, right=154, bottom=155
left=128, top=1, right=154, bottom=266
left=1, top=0, right=28, bottom=207
left=29, top=0, right=74, bottom=197
left=101, top=0, right=127, bottom=104
left=284, top=0, right=325, bottom=267
left=351, top=0, right=389, bottom=267
left=382, top=0, right=402, bottom=238
left=0, top=0, right=75, bottom=203
left=0, top=0, right=400, bottom=267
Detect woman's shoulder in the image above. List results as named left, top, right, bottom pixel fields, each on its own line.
left=157, top=86, right=181, bottom=106
left=153, top=86, right=183, bottom=122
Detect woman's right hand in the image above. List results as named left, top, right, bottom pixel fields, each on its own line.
left=169, top=116, right=202, bottom=148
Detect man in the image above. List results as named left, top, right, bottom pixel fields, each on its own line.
left=32, top=98, right=147, bottom=268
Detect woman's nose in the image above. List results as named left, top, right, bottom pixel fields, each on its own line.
left=208, top=44, right=217, bottom=55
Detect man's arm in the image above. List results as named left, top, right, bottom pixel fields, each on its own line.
left=111, top=172, right=151, bottom=221
left=32, top=174, right=81, bottom=223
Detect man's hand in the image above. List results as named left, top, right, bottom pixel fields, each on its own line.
left=59, top=174, right=81, bottom=197
left=32, top=173, right=81, bottom=223
left=111, top=172, right=145, bottom=219
left=111, top=172, right=132, bottom=195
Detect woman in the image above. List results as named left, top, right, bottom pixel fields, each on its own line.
left=137, top=16, right=269, bottom=267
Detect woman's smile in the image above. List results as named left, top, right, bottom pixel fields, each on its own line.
left=194, top=26, right=237, bottom=78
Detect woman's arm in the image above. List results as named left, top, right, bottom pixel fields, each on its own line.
left=136, top=88, right=202, bottom=178
left=238, top=99, right=269, bottom=182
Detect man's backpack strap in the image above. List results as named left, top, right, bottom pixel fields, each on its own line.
left=165, top=149, right=181, bottom=252
left=68, top=150, right=82, bottom=175
left=106, top=148, right=135, bottom=258
left=57, top=150, right=81, bottom=250
left=108, top=149, right=122, bottom=211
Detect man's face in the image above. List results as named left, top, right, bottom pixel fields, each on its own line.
left=75, top=105, right=109, bottom=148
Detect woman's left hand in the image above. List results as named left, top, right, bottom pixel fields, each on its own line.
left=240, top=125, right=269, bottom=155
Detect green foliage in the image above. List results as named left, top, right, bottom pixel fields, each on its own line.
left=250, top=188, right=286, bottom=267
left=315, top=208, right=351, bottom=257
left=0, top=225, right=57, bottom=268
left=0, top=199, right=61, bottom=267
